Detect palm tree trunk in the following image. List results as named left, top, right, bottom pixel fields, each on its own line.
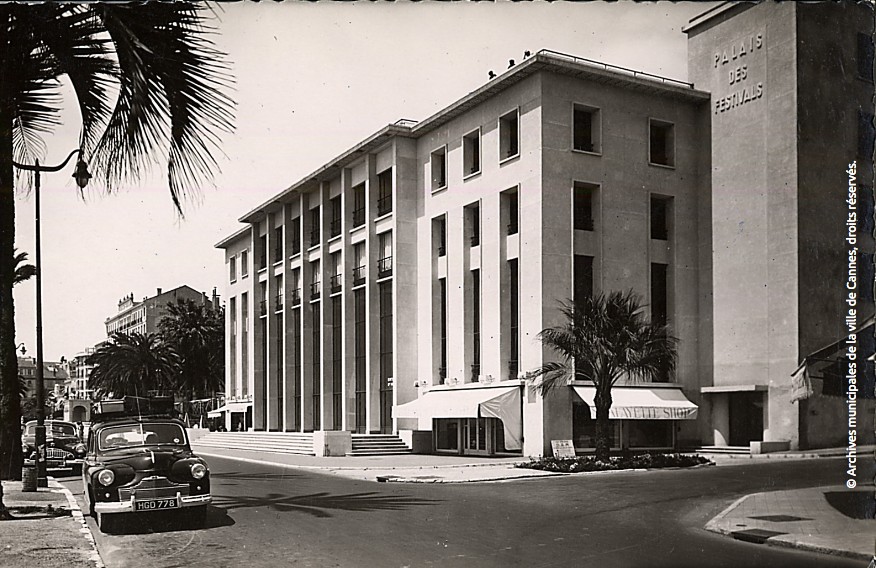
left=594, top=384, right=612, bottom=463
left=0, top=7, right=24, bottom=502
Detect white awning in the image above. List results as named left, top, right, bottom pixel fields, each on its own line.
left=572, top=386, right=698, bottom=420
left=394, top=386, right=522, bottom=450
left=207, top=402, right=251, bottom=418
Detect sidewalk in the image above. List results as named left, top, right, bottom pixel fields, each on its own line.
left=0, top=478, right=102, bottom=568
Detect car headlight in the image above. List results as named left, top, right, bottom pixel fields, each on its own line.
left=97, top=469, right=115, bottom=486
left=190, top=463, right=207, bottom=480
left=73, top=443, right=86, bottom=456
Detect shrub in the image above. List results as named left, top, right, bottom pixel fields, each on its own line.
left=515, top=453, right=712, bottom=473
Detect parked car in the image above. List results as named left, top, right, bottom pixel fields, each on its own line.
left=82, top=409, right=212, bottom=533
left=21, top=420, right=86, bottom=474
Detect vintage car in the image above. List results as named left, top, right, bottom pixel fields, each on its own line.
left=82, top=410, right=211, bottom=533
left=22, top=420, right=86, bottom=474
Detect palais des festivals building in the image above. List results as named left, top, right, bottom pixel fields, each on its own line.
left=216, top=2, right=875, bottom=456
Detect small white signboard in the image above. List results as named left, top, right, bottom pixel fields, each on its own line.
left=551, top=439, right=576, bottom=459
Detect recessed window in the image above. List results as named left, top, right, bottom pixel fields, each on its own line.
left=229, top=255, right=237, bottom=282
left=290, top=217, right=300, bottom=255
left=573, top=182, right=597, bottom=231
left=466, top=202, right=480, bottom=247
left=378, top=232, right=393, bottom=278
left=434, top=216, right=447, bottom=257
left=858, top=32, right=875, bottom=83
left=463, top=129, right=481, bottom=176
left=353, top=243, right=366, bottom=286
left=330, top=252, right=342, bottom=294
left=503, top=190, right=519, bottom=235
left=241, top=250, right=248, bottom=278
left=291, top=268, right=301, bottom=306
left=574, top=255, right=593, bottom=307
left=352, top=184, right=365, bottom=227
left=431, top=147, right=447, bottom=191
left=258, top=234, right=267, bottom=269
left=573, top=104, right=600, bottom=153
left=499, top=109, right=520, bottom=161
left=377, top=168, right=393, bottom=216
left=310, top=260, right=320, bottom=301
left=330, top=197, right=342, bottom=238
left=309, top=207, right=320, bottom=247
left=273, top=226, right=283, bottom=263
left=650, top=195, right=671, bottom=241
left=649, top=119, right=675, bottom=167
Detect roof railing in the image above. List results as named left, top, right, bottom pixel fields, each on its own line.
left=537, top=49, right=695, bottom=89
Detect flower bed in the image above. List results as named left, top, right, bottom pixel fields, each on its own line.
left=515, top=453, right=713, bottom=473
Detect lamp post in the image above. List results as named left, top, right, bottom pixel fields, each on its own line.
left=12, top=150, right=90, bottom=488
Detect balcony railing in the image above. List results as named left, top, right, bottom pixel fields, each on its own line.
left=274, top=293, right=283, bottom=311
left=330, top=274, right=342, bottom=294
left=309, top=229, right=320, bottom=248
left=259, top=300, right=267, bottom=316
left=330, top=219, right=341, bottom=238
left=377, top=195, right=392, bottom=216
left=353, top=266, right=365, bottom=286
left=290, top=238, right=301, bottom=255
left=291, top=288, right=301, bottom=306
left=377, top=256, right=392, bottom=278
left=507, top=222, right=518, bottom=236
left=310, top=282, right=320, bottom=300
left=352, top=207, right=365, bottom=228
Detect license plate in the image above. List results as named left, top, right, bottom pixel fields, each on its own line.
left=134, top=498, right=179, bottom=511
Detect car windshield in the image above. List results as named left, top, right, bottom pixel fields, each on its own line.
left=50, top=423, right=77, bottom=437
left=98, top=423, right=186, bottom=451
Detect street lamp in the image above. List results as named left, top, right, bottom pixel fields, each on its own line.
left=12, top=149, right=90, bottom=488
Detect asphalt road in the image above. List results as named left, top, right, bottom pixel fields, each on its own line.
left=58, top=457, right=866, bottom=568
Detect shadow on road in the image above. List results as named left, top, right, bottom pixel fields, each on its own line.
left=211, top=490, right=440, bottom=518
left=210, top=470, right=307, bottom=482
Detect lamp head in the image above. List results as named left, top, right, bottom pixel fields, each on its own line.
left=73, top=159, right=91, bottom=189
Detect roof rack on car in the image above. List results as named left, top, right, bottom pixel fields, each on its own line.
left=91, top=396, right=178, bottom=423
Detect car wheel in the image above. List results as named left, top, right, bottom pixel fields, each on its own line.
left=186, top=505, right=207, bottom=529
left=86, top=488, right=95, bottom=518
left=71, top=463, right=82, bottom=476
left=96, top=511, right=119, bottom=534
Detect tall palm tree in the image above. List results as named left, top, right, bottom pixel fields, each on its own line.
left=12, top=248, right=35, bottom=286
left=0, top=3, right=234, bottom=495
left=532, top=291, right=678, bottom=462
left=86, top=332, right=180, bottom=399
left=158, top=298, right=224, bottom=401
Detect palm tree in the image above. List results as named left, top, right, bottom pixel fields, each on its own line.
left=86, top=333, right=180, bottom=399
left=0, top=3, right=234, bottom=497
left=532, top=291, right=677, bottom=462
left=12, top=248, right=35, bottom=286
left=158, top=298, right=224, bottom=402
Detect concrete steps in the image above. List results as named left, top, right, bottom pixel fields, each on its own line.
left=348, top=434, right=412, bottom=456
left=194, top=431, right=316, bottom=456
left=696, top=445, right=751, bottom=455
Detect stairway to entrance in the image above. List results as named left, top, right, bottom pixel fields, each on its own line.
left=348, top=434, right=412, bottom=456
left=696, top=445, right=751, bottom=455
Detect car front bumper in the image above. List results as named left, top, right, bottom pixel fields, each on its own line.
left=23, top=457, right=83, bottom=469
left=94, top=493, right=211, bottom=514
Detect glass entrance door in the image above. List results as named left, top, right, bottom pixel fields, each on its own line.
left=463, top=418, right=491, bottom=455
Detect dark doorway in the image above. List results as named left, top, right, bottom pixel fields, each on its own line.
left=728, top=392, right=763, bottom=446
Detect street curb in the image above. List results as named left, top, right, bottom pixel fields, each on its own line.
left=48, top=477, right=105, bottom=568
left=703, top=491, right=873, bottom=562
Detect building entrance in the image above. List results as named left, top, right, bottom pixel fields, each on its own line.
left=728, top=392, right=764, bottom=446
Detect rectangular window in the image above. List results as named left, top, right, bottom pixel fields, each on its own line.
left=310, top=260, right=320, bottom=301
left=471, top=270, right=480, bottom=381
left=273, top=226, right=283, bottom=263
left=230, top=297, right=237, bottom=394
left=241, top=250, right=249, bottom=277
left=259, top=281, right=267, bottom=317
left=291, top=268, right=301, bottom=306
left=378, top=281, right=393, bottom=433
left=509, top=259, right=519, bottom=380
left=258, top=235, right=267, bottom=269
left=377, top=169, right=392, bottom=216
left=463, top=129, right=481, bottom=176
left=354, top=288, right=366, bottom=433
left=466, top=203, right=480, bottom=247
left=353, top=243, right=366, bottom=286
left=310, top=207, right=321, bottom=248
left=241, top=293, right=248, bottom=396
left=229, top=256, right=237, bottom=282
left=332, top=296, right=342, bottom=430
left=378, top=232, right=392, bottom=278
left=650, top=195, right=670, bottom=240
left=431, top=147, right=447, bottom=191
left=504, top=190, right=519, bottom=235
left=274, top=275, right=283, bottom=312
left=651, top=263, right=668, bottom=327
left=574, top=255, right=594, bottom=308
left=276, top=309, right=283, bottom=428
left=435, top=216, right=446, bottom=257
left=500, top=109, right=519, bottom=160
left=859, top=32, right=875, bottom=83
left=858, top=110, right=875, bottom=159
left=330, top=196, right=342, bottom=238
left=439, top=278, right=447, bottom=381
left=290, top=217, right=301, bottom=255
left=330, top=252, right=342, bottom=294
left=291, top=307, right=301, bottom=431
left=352, top=183, right=366, bottom=227
left=573, top=182, right=596, bottom=231
left=311, top=303, right=320, bottom=431
left=649, top=119, right=675, bottom=167
left=573, top=105, right=600, bottom=153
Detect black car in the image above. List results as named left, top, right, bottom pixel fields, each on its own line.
left=82, top=411, right=212, bottom=533
left=22, top=420, right=86, bottom=474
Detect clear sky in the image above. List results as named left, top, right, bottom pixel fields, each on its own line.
left=12, top=1, right=716, bottom=361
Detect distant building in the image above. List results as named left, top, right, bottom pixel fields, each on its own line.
left=216, top=2, right=874, bottom=455
left=18, top=357, right=68, bottom=400
left=104, top=285, right=220, bottom=337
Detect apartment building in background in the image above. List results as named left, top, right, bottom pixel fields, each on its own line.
left=105, top=285, right=220, bottom=337
left=216, top=2, right=874, bottom=456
